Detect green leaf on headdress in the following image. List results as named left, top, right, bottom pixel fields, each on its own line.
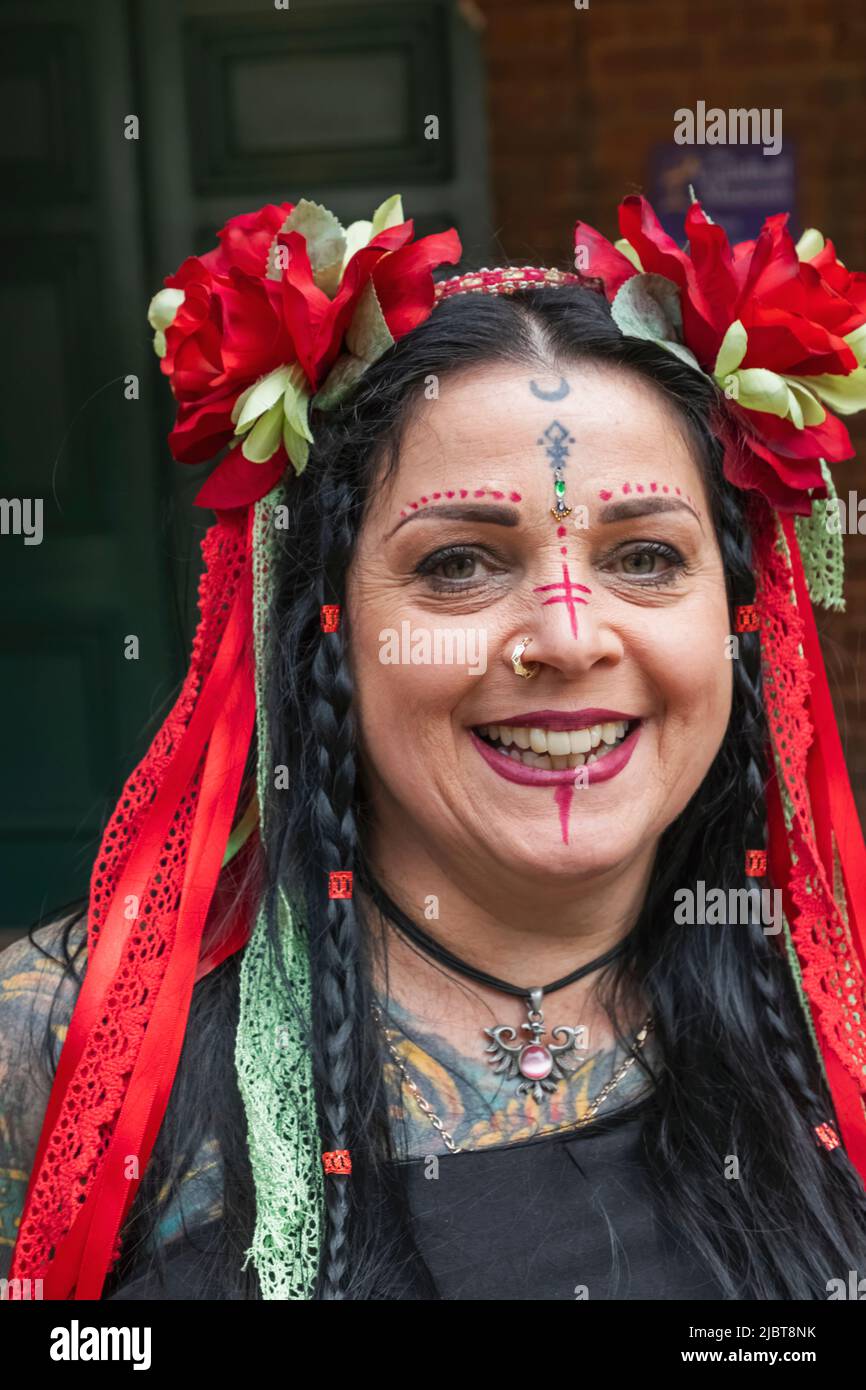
left=283, top=369, right=313, bottom=442
left=283, top=417, right=310, bottom=476
left=655, top=339, right=703, bottom=371
left=345, top=278, right=394, bottom=361
left=312, top=280, right=396, bottom=410
left=235, top=366, right=293, bottom=432
left=370, top=193, right=405, bottom=235
left=147, top=287, right=185, bottom=358
left=614, top=238, right=643, bottom=272
left=241, top=398, right=284, bottom=463
left=844, top=322, right=866, bottom=367
left=281, top=199, right=347, bottom=298
left=795, top=227, right=825, bottom=261
left=713, top=320, right=748, bottom=380
left=788, top=363, right=866, bottom=415
left=611, top=272, right=683, bottom=342
left=733, top=367, right=791, bottom=417
left=794, top=458, right=846, bottom=612
left=339, top=194, right=406, bottom=277
left=147, top=287, right=185, bottom=332
left=311, top=353, right=371, bottom=411
left=610, top=272, right=702, bottom=371
left=786, top=380, right=826, bottom=427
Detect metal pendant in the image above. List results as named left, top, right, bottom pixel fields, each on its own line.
left=483, top=987, right=587, bottom=1102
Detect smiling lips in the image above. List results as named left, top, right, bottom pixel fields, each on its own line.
left=470, top=708, right=642, bottom=785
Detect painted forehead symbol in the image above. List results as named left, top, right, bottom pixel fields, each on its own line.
left=529, top=376, right=570, bottom=402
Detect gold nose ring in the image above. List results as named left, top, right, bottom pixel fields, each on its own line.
left=511, top=637, right=539, bottom=679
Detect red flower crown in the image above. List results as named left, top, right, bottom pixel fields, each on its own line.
left=147, top=194, right=461, bottom=510
left=574, top=194, right=866, bottom=514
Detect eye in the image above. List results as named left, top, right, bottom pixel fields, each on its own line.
left=603, top=541, right=686, bottom=586
left=415, top=544, right=503, bottom=590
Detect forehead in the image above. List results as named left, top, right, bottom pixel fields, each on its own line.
left=384, top=360, right=702, bottom=494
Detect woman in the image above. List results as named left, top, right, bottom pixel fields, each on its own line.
left=4, top=195, right=866, bottom=1301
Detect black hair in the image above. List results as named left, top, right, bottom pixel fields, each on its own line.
left=28, top=279, right=866, bottom=1300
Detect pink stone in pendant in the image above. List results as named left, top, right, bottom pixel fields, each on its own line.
left=518, top=1044, right=553, bottom=1080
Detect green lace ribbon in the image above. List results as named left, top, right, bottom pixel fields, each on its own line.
left=793, top=458, right=846, bottom=612
left=234, top=484, right=324, bottom=1298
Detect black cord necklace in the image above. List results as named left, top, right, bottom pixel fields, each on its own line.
left=365, top=878, right=633, bottom=1105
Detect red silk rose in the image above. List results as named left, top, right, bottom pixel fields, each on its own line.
left=148, top=197, right=461, bottom=510
left=574, top=195, right=866, bottom=513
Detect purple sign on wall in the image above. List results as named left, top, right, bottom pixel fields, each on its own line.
left=648, top=144, right=798, bottom=245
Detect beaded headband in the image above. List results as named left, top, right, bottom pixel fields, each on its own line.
left=9, top=193, right=866, bottom=1300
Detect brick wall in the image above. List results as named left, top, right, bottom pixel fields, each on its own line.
left=471, top=0, right=866, bottom=817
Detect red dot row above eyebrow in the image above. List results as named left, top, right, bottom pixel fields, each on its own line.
left=598, top=483, right=695, bottom=506
left=399, top=488, right=523, bottom=516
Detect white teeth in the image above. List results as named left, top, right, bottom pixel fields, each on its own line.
left=477, top=717, right=635, bottom=767
left=547, top=731, right=571, bottom=757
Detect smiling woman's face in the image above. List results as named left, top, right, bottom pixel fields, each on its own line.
left=348, top=360, right=733, bottom=890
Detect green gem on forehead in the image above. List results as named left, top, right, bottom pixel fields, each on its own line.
left=554, top=478, right=566, bottom=497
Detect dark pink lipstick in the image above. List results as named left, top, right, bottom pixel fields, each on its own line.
left=470, top=722, right=641, bottom=787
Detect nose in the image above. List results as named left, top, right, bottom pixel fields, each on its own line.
left=506, top=568, right=624, bottom=677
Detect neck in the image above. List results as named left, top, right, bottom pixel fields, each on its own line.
left=364, top=823, right=656, bottom=1048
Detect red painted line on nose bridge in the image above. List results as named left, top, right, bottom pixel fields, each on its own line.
left=533, top=563, right=591, bottom=640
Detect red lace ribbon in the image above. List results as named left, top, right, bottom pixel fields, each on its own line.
left=756, top=505, right=866, bottom=1182
left=9, top=508, right=257, bottom=1297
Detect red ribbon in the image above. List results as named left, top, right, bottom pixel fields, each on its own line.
left=766, top=518, right=866, bottom=1183
left=14, top=516, right=256, bottom=1298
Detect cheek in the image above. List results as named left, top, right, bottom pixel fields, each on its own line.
left=642, top=593, right=734, bottom=743
left=350, top=616, right=471, bottom=775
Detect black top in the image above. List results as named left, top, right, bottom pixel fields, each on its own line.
left=107, top=1097, right=728, bottom=1300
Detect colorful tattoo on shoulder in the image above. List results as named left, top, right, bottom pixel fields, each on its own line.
left=377, top=993, right=653, bottom=1158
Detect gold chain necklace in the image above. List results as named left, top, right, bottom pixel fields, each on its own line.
left=372, top=1002, right=654, bottom=1156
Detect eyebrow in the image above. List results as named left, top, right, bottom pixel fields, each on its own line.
left=385, top=494, right=702, bottom=540
left=599, top=496, right=702, bottom=527
left=385, top=503, right=521, bottom=539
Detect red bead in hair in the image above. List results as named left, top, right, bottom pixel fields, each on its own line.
left=322, top=1149, right=352, bottom=1174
